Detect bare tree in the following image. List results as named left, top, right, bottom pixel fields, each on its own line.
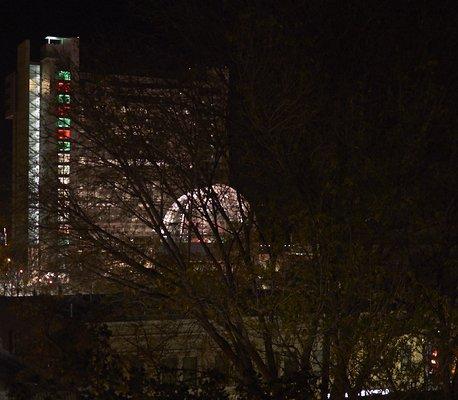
left=32, top=2, right=457, bottom=399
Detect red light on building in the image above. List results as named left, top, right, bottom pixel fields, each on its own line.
left=57, top=104, right=71, bottom=116
left=57, top=81, right=71, bottom=93
left=57, top=129, right=71, bottom=139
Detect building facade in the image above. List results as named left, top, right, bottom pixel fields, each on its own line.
left=5, top=37, right=79, bottom=272
left=5, top=36, right=231, bottom=291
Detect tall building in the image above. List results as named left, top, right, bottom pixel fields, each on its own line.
left=5, top=37, right=79, bottom=271
left=5, top=36, right=231, bottom=288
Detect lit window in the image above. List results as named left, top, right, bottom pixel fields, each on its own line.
left=59, top=224, right=70, bottom=234
left=57, top=129, right=71, bottom=139
left=58, top=94, right=71, bottom=104
left=58, top=141, right=71, bottom=152
left=58, top=153, right=70, bottom=163
left=57, top=81, right=70, bottom=93
left=59, top=177, right=70, bottom=185
left=57, top=104, right=70, bottom=116
left=58, top=165, right=70, bottom=175
left=56, top=71, right=71, bottom=81
left=58, top=237, right=70, bottom=246
left=57, top=118, right=71, bottom=128
left=58, top=212, right=69, bottom=222
left=58, top=188, right=69, bottom=198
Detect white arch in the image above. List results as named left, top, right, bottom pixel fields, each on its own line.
left=163, top=184, right=249, bottom=242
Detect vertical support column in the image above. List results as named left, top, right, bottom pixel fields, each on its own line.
left=28, top=64, right=41, bottom=244
left=13, top=40, right=31, bottom=268
left=28, top=63, right=41, bottom=270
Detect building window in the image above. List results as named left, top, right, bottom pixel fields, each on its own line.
left=57, top=129, right=71, bottom=139
left=59, top=176, right=70, bottom=185
left=56, top=70, right=71, bottom=81
left=58, top=94, right=71, bottom=104
left=58, top=188, right=69, bottom=198
left=182, top=356, right=197, bottom=385
left=58, top=141, right=71, bottom=152
left=57, top=118, right=71, bottom=128
left=161, top=356, right=178, bottom=384
left=57, top=104, right=71, bottom=116
left=58, top=165, right=70, bottom=175
left=58, top=153, right=71, bottom=163
left=57, top=81, right=70, bottom=93
left=214, top=353, right=231, bottom=383
left=58, top=237, right=70, bottom=246
left=59, top=224, right=70, bottom=234
left=58, top=211, right=69, bottom=222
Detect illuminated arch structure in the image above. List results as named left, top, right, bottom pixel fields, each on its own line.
left=163, top=184, right=249, bottom=243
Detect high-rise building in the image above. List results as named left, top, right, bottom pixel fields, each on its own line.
left=5, top=36, right=230, bottom=286
left=5, top=37, right=79, bottom=271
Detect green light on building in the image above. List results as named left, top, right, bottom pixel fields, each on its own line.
left=57, top=117, right=71, bottom=128
left=58, top=141, right=71, bottom=152
left=56, top=70, right=71, bottom=81
left=58, top=94, right=71, bottom=104
left=58, top=237, right=70, bottom=246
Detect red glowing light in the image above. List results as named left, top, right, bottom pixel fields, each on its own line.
left=57, top=104, right=71, bottom=116
left=57, top=81, right=70, bottom=93
left=57, top=129, right=71, bottom=139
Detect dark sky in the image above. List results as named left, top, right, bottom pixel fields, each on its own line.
left=0, top=0, right=109, bottom=103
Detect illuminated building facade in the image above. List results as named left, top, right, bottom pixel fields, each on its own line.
left=5, top=35, right=229, bottom=287
left=5, top=37, right=79, bottom=271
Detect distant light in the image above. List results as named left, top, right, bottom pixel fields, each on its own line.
left=45, top=36, right=64, bottom=44
left=6, top=258, right=11, bottom=262
left=360, top=389, right=390, bottom=397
